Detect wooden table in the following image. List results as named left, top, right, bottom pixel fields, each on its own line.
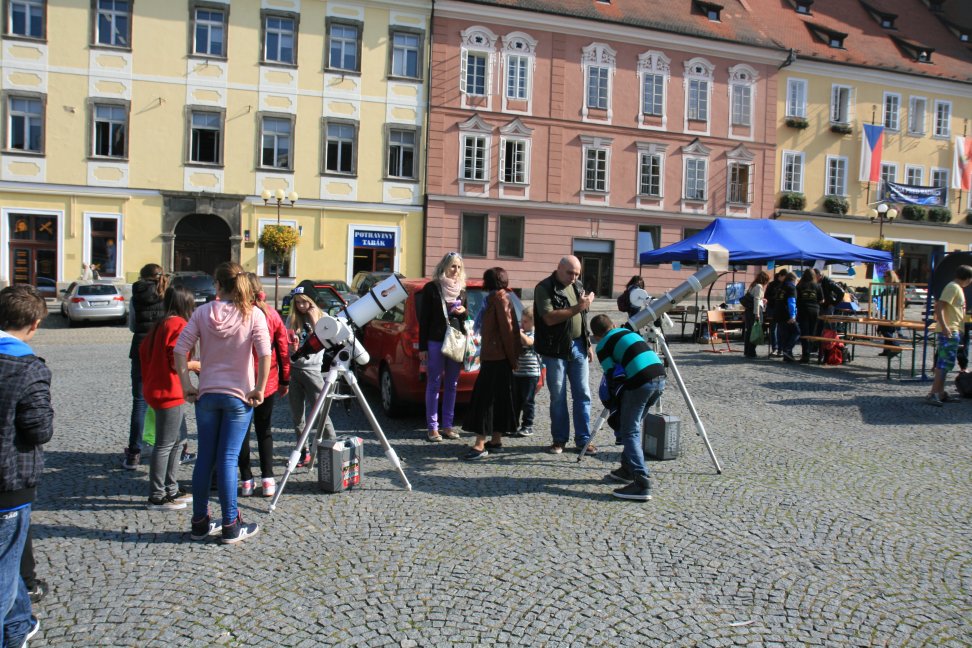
left=818, top=314, right=926, bottom=377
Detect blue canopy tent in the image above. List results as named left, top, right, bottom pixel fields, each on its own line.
left=639, top=218, right=893, bottom=266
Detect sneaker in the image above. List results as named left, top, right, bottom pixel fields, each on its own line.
left=261, top=478, right=276, bottom=498
left=518, top=426, right=534, bottom=437
left=23, top=616, right=39, bottom=645
left=427, top=430, right=443, bottom=443
left=122, top=448, right=140, bottom=470
left=221, top=514, right=260, bottom=545
left=296, top=450, right=312, bottom=468
left=180, top=450, right=195, bottom=464
left=613, top=476, right=652, bottom=501
left=26, top=580, right=46, bottom=604
left=240, top=479, right=254, bottom=497
left=607, top=465, right=635, bottom=484
left=924, top=393, right=944, bottom=407
left=147, top=494, right=186, bottom=511
left=548, top=444, right=564, bottom=455
left=462, top=448, right=489, bottom=461
left=172, top=488, right=192, bottom=504
left=441, top=428, right=460, bottom=440
left=190, top=516, right=221, bottom=541
left=941, top=392, right=962, bottom=403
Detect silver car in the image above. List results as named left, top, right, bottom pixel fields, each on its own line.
left=60, top=281, right=128, bottom=326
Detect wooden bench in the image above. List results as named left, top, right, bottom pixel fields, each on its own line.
left=800, top=335, right=913, bottom=379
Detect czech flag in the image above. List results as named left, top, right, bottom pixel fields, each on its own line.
left=859, top=124, right=884, bottom=182
left=952, top=136, right=972, bottom=191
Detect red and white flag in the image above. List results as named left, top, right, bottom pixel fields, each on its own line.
left=859, top=124, right=884, bottom=182
left=952, top=136, right=972, bottom=191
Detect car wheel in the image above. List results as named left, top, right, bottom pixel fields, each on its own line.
left=379, top=364, right=404, bottom=418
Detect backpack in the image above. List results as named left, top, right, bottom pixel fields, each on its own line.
left=823, top=278, right=845, bottom=305
left=617, top=289, right=632, bottom=313
left=820, top=328, right=845, bottom=365
left=956, top=372, right=972, bottom=397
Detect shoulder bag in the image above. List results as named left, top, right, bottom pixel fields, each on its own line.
left=440, top=297, right=467, bottom=363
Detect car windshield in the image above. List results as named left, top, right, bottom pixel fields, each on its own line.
left=172, top=276, right=214, bottom=291
left=77, top=285, right=118, bottom=296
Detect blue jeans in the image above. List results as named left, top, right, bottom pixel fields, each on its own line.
left=0, top=505, right=33, bottom=647
left=781, top=321, right=801, bottom=355
left=619, top=379, right=665, bottom=480
left=128, top=355, right=147, bottom=451
left=542, top=339, right=591, bottom=447
left=193, top=394, right=253, bottom=526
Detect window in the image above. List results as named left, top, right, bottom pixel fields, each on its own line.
left=506, top=54, right=528, bottom=100
left=884, top=93, right=900, bottom=131
left=825, top=156, right=847, bottom=196
left=642, top=73, right=664, bottom=117
left=831, top=85, right=852, bottom=124
left=498, top=215, right=524, bottom=258
left=687, top=79, right=708, bottom=121
left=934, top=100, right=951, bottom=138
left=327, top=21, right=359, bottom=72
left=94, top=0, right=130, bottom=48
left=88, top=217, right=118, bottom=277
left=463, top=52, right=487, bottom=96
left=731, top=84, right=752, bottom=126
left=637, top=51, right=670, bottom=126
left=637, top=224, right=661, bottom=261
left=192, top=6, right=226, bottom=57
left=905, top=165, right=923, bottom=186
left=683, top=227, right=703, bottom=240
left=7, top=0, right=44, bottom=39
left=324, top=121, right=356, bottom=175
left=909, top=97, right=927, bottom=135
left=260, top=116, right=292, bottom=170
left=188, top=109, right=222, bottom=165
left=500, top=139, right=527, bottom=184
left=794, top=0, right=812, bottom=13
left=781, top=151, right=804, bottom=192
left=639, top=151, right=662, bottom=197
left=259, top=219, right=295, bottom=278
left=786, top=79, right=807, bottom=118
left=461, top=134, right=487, bottom=181
left=391, top=30, right=421, bottom=79
left=263, top=13, right=296, bottom=65
left=932, top=168, right=949, bottom=203
left=387, top=128, right=416, bottom=179
left=587, top=66, right=609, bottom=110
left=728, top=162, right=752, bottom=203
left=91, top=102, right=127, bottom=158
left=584, top=147, right=608, bottom=192
left=461, top=213, right=487, bottom=257
left=879, top=162, right=897, bottom=200
left=5, top=94, right=42, bottom=152
left=684, top=158, right=707, bottom=201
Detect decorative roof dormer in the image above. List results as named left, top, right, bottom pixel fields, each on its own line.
left=860, top=1, right=896, bottom=29
left=693, top=0, right=723, bottom=22
left=891, top=35, right=935, bottom=63
left=942, top=19, right=972, bottom=43
left=805, top=22, right=847, bottom=49
left=789, top=0, right=813, bottom=15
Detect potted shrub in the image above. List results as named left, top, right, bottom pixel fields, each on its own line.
left=778, top=192, right=806, bottom=210
left=900, top=205, right=927, bottom=221
left=823, top=196, right=849, bottom=215
left=830, top=123, right=853, bottom=135
left=785, top=116, right=809, bottom=129
left=866, top=239, right=894, bottom=252
left=927, top=207, right=952, bottom=223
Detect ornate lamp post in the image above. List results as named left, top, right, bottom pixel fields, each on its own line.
left=261, top=188, right=298, bottom=308
left=867, top=202, right=898, bottom=240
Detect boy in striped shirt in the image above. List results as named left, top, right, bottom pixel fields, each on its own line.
left=590, top=315, right=666, bottom=501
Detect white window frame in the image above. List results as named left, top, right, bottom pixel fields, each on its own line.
left=6, top=94, right=43, bottom=153
left=879, top=162, right=898, bottom=200
left=727, top=161, right=753, bottom=204
left=785, top=78, right=807, bottom=118
left=825, top=155, right=848, bottom=197
left=7, top=0, right=44, bottom=39
left=908, top=96, right=927, bottom=136
left=193, top=6, right=226, bottom=58
left=257, top=217, right=298, bottom=279
left=931, top=167, right=949, bottom=203
left=581, top=42, right=616, bottom=123
left=831, top=84, right=853, bottom=125
left=460, top=134, right=488, bottom=182
left=637, top=51, right=670, bottom=129
left=683, top=157, right=707, bottom=202
left=459, top=27, right=497, bottom=111
left=95, top=0, right=131, bottom=48
left=683, top=57, right=714, bottom=134
left=501, top=32, right=537, bottom=114
left=883, top=92, right=901, bottom=131
left=905, top=164, right=924, bottom=186
left=499, top=137, right=529, bottom=185
left=638, top=150, right=663, bottom=198
left=456, top=113, right=492, bottom=194
left=828, top=234, right=855, bottom=276
left=728, top=64, right=758, bottom=139
left=934, top=100, right=951, bottom=138
left=580, top=135, right=612, bottom=195
left=781, top=150, right=804, bottom=193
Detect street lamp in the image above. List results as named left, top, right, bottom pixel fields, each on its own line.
left=261, top=188, right=298, bottom=308
left=867, top=202, right=897, bottom=240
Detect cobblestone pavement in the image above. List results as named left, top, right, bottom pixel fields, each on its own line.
left=24, top=311, right=972, bottom=647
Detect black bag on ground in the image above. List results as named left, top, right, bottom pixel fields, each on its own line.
left=955, top=372, right=972, bottom=397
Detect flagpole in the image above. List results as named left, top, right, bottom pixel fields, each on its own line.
left=864, top=106, right=876, bottom=207
left=959, top=120, right=968, bottom=216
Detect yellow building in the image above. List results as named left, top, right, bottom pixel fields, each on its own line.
left=0, top=0, right=430, bottom=298
left=760, top=0, right=972, bottom=286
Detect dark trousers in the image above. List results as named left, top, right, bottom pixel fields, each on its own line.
left=513, top=374, right=539, bottom=428
left=743, top=310, right=757, bottom=357
left=798, top=310, right=819, bottom=360
left=128, top=355, right=146, bottom=451
left=238, top=393, right=276, bottom=481
left=781, top=320, right=801, bottom=356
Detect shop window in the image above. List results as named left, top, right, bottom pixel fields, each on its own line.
left=88, top=217, right=118, bottom=277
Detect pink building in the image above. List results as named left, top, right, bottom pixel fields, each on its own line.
left=426, top=0, right=785, bottom=297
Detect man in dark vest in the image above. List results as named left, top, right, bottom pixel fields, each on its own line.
left=534, top=256, right=596, bottom=455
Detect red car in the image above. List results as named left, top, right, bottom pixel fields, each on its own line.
left=359, top=278, right=537, bottom=417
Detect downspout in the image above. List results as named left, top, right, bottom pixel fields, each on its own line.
left=421, top=0, right=436, bottom=278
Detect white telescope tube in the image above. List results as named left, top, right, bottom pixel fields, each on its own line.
left=628, top=265, right=719, bottom=331
left=313, top=315, right=370, bottom=365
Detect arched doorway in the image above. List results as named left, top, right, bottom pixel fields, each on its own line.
left=174, top=214, right=231, bottom=275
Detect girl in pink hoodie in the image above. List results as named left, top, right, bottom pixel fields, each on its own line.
left=175, top=262, right=270, bottom=545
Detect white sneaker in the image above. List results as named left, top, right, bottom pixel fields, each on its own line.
left=261, top=478, right=276, bottom=497
left=240, top=479, right=254, bottom=497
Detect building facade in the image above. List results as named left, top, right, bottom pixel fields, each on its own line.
left=426, top=0, right=784, bottom=297
left=0, top=0, right=430, bottom=298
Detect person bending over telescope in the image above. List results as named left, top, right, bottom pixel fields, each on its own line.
left=589, top=314, right=666, bottom=501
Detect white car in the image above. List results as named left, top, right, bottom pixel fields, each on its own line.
left=60, top=281, right=128, bottom=326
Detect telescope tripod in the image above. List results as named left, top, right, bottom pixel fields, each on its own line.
left=269, top=348, right=412, bottom=512
left=578, top=322, right=722, bottom=474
